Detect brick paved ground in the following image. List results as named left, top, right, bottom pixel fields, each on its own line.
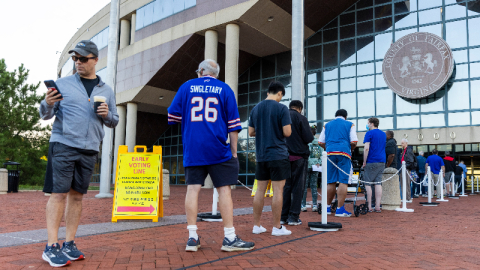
left=1, top=186, right=480, bottom=269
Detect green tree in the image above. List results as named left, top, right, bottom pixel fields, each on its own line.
left=0, top=59, right=50, bottom=185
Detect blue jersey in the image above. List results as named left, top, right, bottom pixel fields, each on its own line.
left=168, top=76, right=241, bottom=167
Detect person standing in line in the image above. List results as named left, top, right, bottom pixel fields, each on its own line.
left=425, top=149, right=445, bottom=197
left=249, top=81, right=292, bottom=236
left=459, top=160, right=467, bottom=180
left=362, top=118, right=386, bottom=213
left=301, top=126, right=323, bottom=212
left=416, top=151, right=427, bottom=197
left=168, top=59, right=254, bottom=252
left=39, top=41, right=119, bottom=267
left=385, top=131, right=397, bottom=169
left=455, top=161, right=464, bottom=193
left=443, top=151, right=456, bottom=196
left=399, top=139, right=416, bottom=202
left=281, top=101, right=314, bottom=225
left=318, top=109, right=358, bottom=217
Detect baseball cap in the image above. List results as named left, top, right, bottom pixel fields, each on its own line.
left=68, top=40, right=99, bottom=57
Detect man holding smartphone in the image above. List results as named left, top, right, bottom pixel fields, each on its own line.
left=39, top=40, right=119, bottom=267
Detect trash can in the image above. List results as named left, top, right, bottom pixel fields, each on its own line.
left=3, top=161, right=20, bottom=193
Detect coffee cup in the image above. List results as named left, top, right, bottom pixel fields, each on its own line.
left=94, top=96, right=106, bottom=113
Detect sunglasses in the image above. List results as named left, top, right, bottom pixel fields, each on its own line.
left=195, top=68, right=203, bottom=74
left=72, top=55, right=97, bottom=63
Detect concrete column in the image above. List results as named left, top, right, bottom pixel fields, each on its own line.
left=113, top=105, right=126, bottom=180
left=130, top=14, right=136, bottom=45
left=291, top=0, right=305, bottom=104
left=204, top=30, right=218, bottom=61
left=125, top=103, right=137, bottom=152
left=0, top=169, right=7, bottom=194
left=225, top=24, right=240, bottom=100
left=120, top=19, right=131, bottom=49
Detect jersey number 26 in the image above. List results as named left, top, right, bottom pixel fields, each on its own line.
left=191, top=97, right=218, bottom=122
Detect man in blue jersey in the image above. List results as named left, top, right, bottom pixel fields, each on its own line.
left=425, top=149, right=445, bottom=198
left=362, top=117, right=386, bottom=212
left=168, top=59, right=254, bottom=252
left=318, top=109, right=358, bottom=217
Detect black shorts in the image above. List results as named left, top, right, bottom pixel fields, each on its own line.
left=51, top=142, right=97, bottom=194
left=185, top=157, right=239, bottom=187
left=255, top=159, right=291, bottom=181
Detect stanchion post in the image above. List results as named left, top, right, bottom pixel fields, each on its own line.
left=460, top=174, right=467, bottom=197
left=420, top=166, right=439, bottom=206
left=212, top=188, right=218, bottom=215
left=396, top=161, right=414, bottom=212
left=470, top=176, right=475, bottom=195
left=437, top=170, right=448, bottom=202
left=451, top=174, right=455, bottom=197
left=476, top=176, right=479, bottom=193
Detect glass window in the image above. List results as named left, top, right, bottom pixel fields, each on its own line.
left=357, top=37, right=374, bottom=62
left=341, top=78, right=356, bottom=92
left=469, top=17, right=480, bottom=46
left=448, top=81, right=469, bottom=110
left=324, top=95, right=338, bottom=120
left=456, top=64, right=469, bottom=80
left=340, top=65, right=356, bottom=78
left=376, top=90, right=393, bottom=115
left=357, top=75, right=375, bottom=90
left=323, top=28, right=338, bottom=42
left=307, top=46, right=322, bottom=70
left=470, top=80, right=480, bottom=109
left=340, top=24, right=356, bottom=39
left=185, top=0, right=195, bottom=9
left=469, top=47, right=480, bottom=62
left=419, top=8, right=441, bottom=25
left=262, top=56, right=275, bottom=78
left=394, top=12, right=417, bottom=29
left=397, top=115, right=420, bottom=128
left=308, top=97, right=319, bottom=121
left=357, top=8, right=373, bottom=22
left=340, top=40, right=356, bottom=65
left=324, top=80, right=338, bottom=94
left=395, top=28, right=416, bottom=41
left=446, top=20, right=467, bottom=49
left=449, top=112, right=470, bottom=126
left=357, top=63, right=374, bottom=76
left=396, top=96, right=420, bottom=114
left=358, top=91, right=375, bottom=117
left=446, top=4, right=467, bottom=20
left=173, top=0, right=185, bottom=13
left=307, top=83, right=319, bottom=96
left=340, top=12, right=355, bottom=26
left=472, top=111, right=480, bottom=125
left=276, top=51, right=291, bottom=76
left=453, top=50, right=468, bottom=64
left=323, top=43, right=338, bottom=67
left=376, top=74, right=387, bottom=88
left=143, top=3, right=154, bottom=27
left=421, top=97, right=444, bottom=112
left=375, top=32, right=392, bottom=60
left=341, top=93, right=357, bottom=117
left=418, top=0, right=442, bottom=10
left=307, top=73, right=317, bottom=84
left=421, top=114, right=445, bottom=127
left=419, top=24, right=441, bottom=37
left=324, top=68, right=338, bottom=81
left=470, top=62, right=480, bottom=78
left=375, top=61, right=383, bottom=74
left=378, top=117, right=394, bottom=130
left=357, top=21, right=374, bottom=36
left=136, top=6, right=145, bottom=29
left=309, top=31, right=322, bottom=46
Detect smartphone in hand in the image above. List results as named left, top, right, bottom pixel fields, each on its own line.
left=44, top=80, right=62, bottom=97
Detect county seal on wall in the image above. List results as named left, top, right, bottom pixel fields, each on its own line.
left=382, top=32, right=454, bottom=99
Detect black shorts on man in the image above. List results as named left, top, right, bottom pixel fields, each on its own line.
left=255, top=159, right=291, bottom=181
left=51, top=142, right=97, bottom=194
left=185, top=157, right=239, bottom=187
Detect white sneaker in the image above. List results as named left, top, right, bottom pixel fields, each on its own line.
left=312, top=206, right=318, bottom=212
left=301, top=206, right=307, bottom=212
left=252, top=225, right=267, bottom=234
left=272, top=225, right=292, bottom=236
left=406, top=200, right=412, bottom=203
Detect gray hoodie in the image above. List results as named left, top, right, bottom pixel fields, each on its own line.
left=39, top=73, right=119, bottom=152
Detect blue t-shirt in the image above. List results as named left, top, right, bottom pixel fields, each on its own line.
left=167, top=76, right=241, bottom=167
left=416, top=155, right=426, bottom=173
left=425, top=154, right=445, bottom=174
left=249, top=100, right=291, bottom=162
left=363, top=129, right=386, bottom=163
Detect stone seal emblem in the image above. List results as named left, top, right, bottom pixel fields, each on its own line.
left=382, top=32, right=454, bottom=99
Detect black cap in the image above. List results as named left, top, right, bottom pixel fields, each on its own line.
left=68, top=40, right=99, bottom=57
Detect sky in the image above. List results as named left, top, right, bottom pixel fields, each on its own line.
left=0, top=0, right=111, bottom=95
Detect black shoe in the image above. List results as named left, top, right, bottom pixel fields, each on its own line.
left=287, top=217, right=302, bottom=226
left=185, top=237, right=201, bottom=252
left=221, top=236, right=255, bottom=252
left=61, top=241, right=85, bottom=261
left=42, top=243, right=71, bottom=267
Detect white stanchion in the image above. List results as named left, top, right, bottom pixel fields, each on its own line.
left=212, top=188, right=219, bottom=215
left=460, top=174, right=467, bottom=197
left=436, top=170, right=448, bottom=202
left=198, top=188, right=223, bottom=222
left=396, top=161, right=414, bottom=212
left=470, top=176, right=476, bottom=195
left=476, top=177, right=479, bottom=193
left=420, top=167, right=439, bottom=206
left=448, top=173, right=459, bottom=199
left=308, top=152, right=342, bottom=231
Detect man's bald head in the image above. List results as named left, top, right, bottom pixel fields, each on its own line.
left=198, top=59, right=220, bottom=78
